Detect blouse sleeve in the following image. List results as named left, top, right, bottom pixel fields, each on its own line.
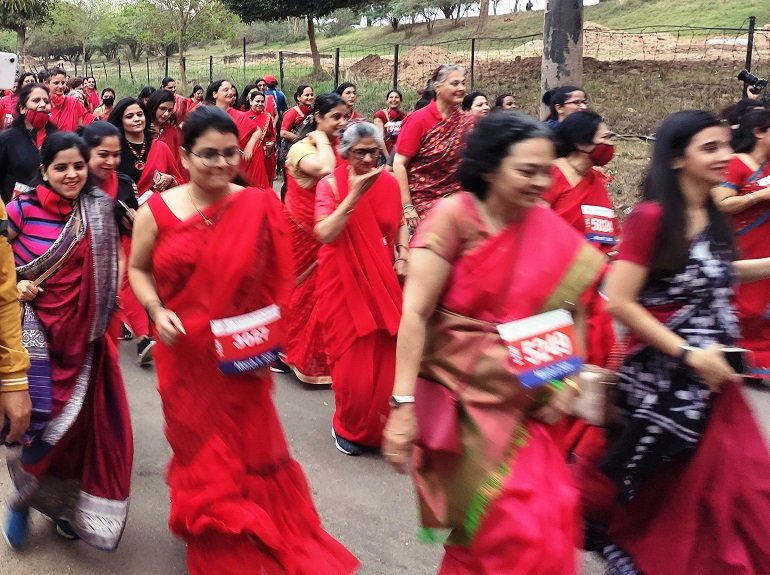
left=411, top=195, right=469, bottom=264
left=315, top=177, right=338, bottom=222
left=394, top=113, right=422, bottom=158
left=5, top=196, right=24, bottom=236
left=373, top=109, right=387, bottom=124
left=615, top=201, right=663, bottom=267
left=280, top=108, right=298, bottom=132
left=719, top=157, right=748, bottom=191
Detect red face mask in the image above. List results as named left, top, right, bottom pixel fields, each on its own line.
left=589, top=143, right=615, bottom=166
left=26, top=109, right=50, bottom=130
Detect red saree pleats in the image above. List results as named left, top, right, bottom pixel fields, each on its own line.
left=135, top=139, right=185, bottom=194
left=147, top=188, right=357, bottom=574
left=283, top=176, right=332, bottom=383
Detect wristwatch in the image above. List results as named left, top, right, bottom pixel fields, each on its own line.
left=389, top=395, right=415, bottom=409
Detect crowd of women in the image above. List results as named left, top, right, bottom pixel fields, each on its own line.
left=1, top=60, right=770, bottom=575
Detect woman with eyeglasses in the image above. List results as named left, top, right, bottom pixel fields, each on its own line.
left=128, top=105, right=358, bottom=575
left=542, top=85, right=589, bottom=129
left=314, top=121, right=407, bottom=456
left=281, top=93, right=348, bottom=384
left=243, top=91, right=276, bottom=187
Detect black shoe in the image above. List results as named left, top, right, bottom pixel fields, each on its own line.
left=118, top=324, right=134, bottom=341
left=270, top=355, right=290, bottom=374
left=331, top=428, right=362, bottom=456
left=54, top=519, right=79, bottom=541
left=137, top=337, right=156, bottom=366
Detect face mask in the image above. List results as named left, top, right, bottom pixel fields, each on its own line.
left=102, top=97, right=115, bottom=107
left=589, top=143, right=614, bottom=166
left=26, top=109, right=49, bottom=129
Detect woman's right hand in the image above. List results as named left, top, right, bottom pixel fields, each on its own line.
left=382, top=405, right=417, bottom=473
left=685, top=345, right=740, bottom=392
left=403, top=205, right=419, bottom=230
left=17, top=280, right=42, bottom=302
left=150, top=307, right=186, bottom=345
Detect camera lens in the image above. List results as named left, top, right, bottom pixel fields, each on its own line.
left=9, top=57, right=15, bottom=64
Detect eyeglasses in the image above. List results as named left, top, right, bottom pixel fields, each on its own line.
left=189, top=147, right=243, bottom=167
left=349, top=147, right=381, bottom=160
left=564, top=99, right=589, bottom=106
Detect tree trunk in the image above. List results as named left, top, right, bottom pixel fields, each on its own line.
left=390, top=17, right=399, bottom=31
left=476, top=0, right=490, bottom=35
left=541, top=0, right=583, bottom=119
left=15, top=24, right=26, bottom=66
left=306, top=14, right=322, bottom=75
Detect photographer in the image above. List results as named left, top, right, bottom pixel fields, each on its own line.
left=738, top=68, right=769, bottom=106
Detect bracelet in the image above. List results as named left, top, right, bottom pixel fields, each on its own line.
left=402, top=204, right=415, bottom=211
left=345, top=207, right=355, bottom=215
left=394, top=257, right=408, bottom=263
left=678, top=344, right=694, bottom=364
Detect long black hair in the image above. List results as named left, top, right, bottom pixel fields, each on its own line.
left=205, top=80, right=232, bottom=105
left=35, top=132, right=92, bottom=195
left=145, top=88, right=176, bottom=125
left=107, top=97, right=153, bottom=142
left=644, top=110, right=735, bottom=273
left=730, top=108, right=770, bottom=154
left=542, top=85, right=584, bottom=122
left=461, top=91, right=487, bottom=111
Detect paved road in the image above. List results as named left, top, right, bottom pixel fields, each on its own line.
left=2, top=345, right=769, bottom=575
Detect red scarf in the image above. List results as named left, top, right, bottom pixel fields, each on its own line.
left=51, top=93, right=65, bottom=109
left=298, top=104, right=312, bottom=116
left=37, top=183, right=74, bottom=218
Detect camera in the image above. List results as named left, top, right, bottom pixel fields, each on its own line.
left=737, top=69, right=768, bottom=94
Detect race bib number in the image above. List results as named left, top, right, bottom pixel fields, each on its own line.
left=497, top=309, right=583, bottom=389
left=211, top=304, right=284, bottom=375
left=581, top=205, right=618, bottom=245
left=757, top=175, right=770, bottom=187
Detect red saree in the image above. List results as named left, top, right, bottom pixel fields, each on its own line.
left=411, top=193, right=605, bottom=574
left=50, top=96, right=87, bottom=132
left=244, top=111, right=275, bottom=188
left=282, top=139, right=342, bottom=383
left=155, top=122, right=185, bottom=177
left=135, top=139, right=185, bottom=195
left=315, top=166, right=402, bottom=446
left=9, top=191, right=132, bottom=551
left=145, top=188, right=358, bottom=575
left=722, top=156, right=770, bottom=373
left=406, top=108, right=474, bottom=220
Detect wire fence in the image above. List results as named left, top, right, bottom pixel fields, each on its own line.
left=30, top=18, right=770, bottom=134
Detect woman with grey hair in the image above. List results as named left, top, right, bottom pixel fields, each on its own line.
left=314, top=121, right=409, bottom=456
left=393, top=64, right=474, bottom=229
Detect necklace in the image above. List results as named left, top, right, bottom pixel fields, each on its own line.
left=185, top=187, right=213, bottom=226
left=126, top=139, right=147, bottom=171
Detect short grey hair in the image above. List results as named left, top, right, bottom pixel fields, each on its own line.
left=431, top=64, right=465, bottom=87
left=338, top=121, right=384, bottom=158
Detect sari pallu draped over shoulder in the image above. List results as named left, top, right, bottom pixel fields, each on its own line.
left=413, top=195, right=605, bottom=564
left=148, top=188, right=358, bottom=575
left=408, top=110, right=474, bottom=218
left=8, top=190, right=132, bottom=552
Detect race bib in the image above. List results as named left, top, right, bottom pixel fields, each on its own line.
left=581, top=205, right=618, bottom=245
left=497, top=309, right=583, bottom=389
left=211, top=304, right=284, bottom=375
left=757, top=175, right=770, bottom=187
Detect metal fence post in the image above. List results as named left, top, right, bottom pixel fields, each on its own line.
left=127, top=58, right=134, bottom=84
left=334, top=47, right=340, bottom=87
left=470, top=38, right=476, bottom=91
left=118, top=59, right=121, bottom=80
left=743, top=15, right=756, bottom=98
left=279, top=51, right=285, bottom=91
left=146, top=57, right=150, bottom=85
left=209, top=55, right=213, bottom=83
left=243, top=36, right=247, bottom=86
left=393, top=44, right=399, bottom=90
left=164, top=57, right=169, bottom=78
left=102, top=61, right=107, bottom=81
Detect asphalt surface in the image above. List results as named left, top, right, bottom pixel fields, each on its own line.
left=2, top=344, right=770, bottom=574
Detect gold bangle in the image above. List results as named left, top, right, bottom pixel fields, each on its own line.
left=345, top=207, right=354, bottom=215
left=563, top=377, right=582, bottom=394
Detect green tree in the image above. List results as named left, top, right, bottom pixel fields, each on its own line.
left=0, top=0, right=54, bottom=63
left=223, top=0, right=370, bottom=75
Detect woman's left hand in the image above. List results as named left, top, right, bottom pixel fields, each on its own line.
left=154, top=173, right=174, bottom=192
left=382, top=405, right=417, bottom=473
left=394, top=258, right=408, bottom=281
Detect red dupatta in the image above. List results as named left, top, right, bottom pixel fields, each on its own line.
left=408, top=108, right=474, bottom=217
left=135, top=139, right=185, bottom=194
left=50, top=96, right=86, bottom=132
left=244, top=111, right=275, bottom=187
left=156, top=122, right=185, bottom=175
left=315, top=166, right=402, bottom=361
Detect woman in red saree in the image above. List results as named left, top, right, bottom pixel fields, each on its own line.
left=47, top=68, right=87, bottom=132
left=393, top=64, right=475, bottom=230
left=315, top=122, right=408, bottom=456
left=206, top=80, right=259, bottom=176
left=129, top=106, right=358, bottom=575
left=573, top=110, right=770, bottom=575
left=335, top=82, right=361, bottom=122
left=282, top=93, right=348, bottom=383
left=2, top=132, right=132, bottom=551
left=384, top=112, right=605, bottom=574
left=147, top=88, right=185, bottom=176
left=714, top=107, right=770, bottom=375
left=545, top=111, right=618, bottom=368
left=244, top=91, right=277, bottom=187
left=108, top=97, right=183, bottom=365
left=279, top=84, right=314, bottom=176
left=83, top=76, right=100, bottom=113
